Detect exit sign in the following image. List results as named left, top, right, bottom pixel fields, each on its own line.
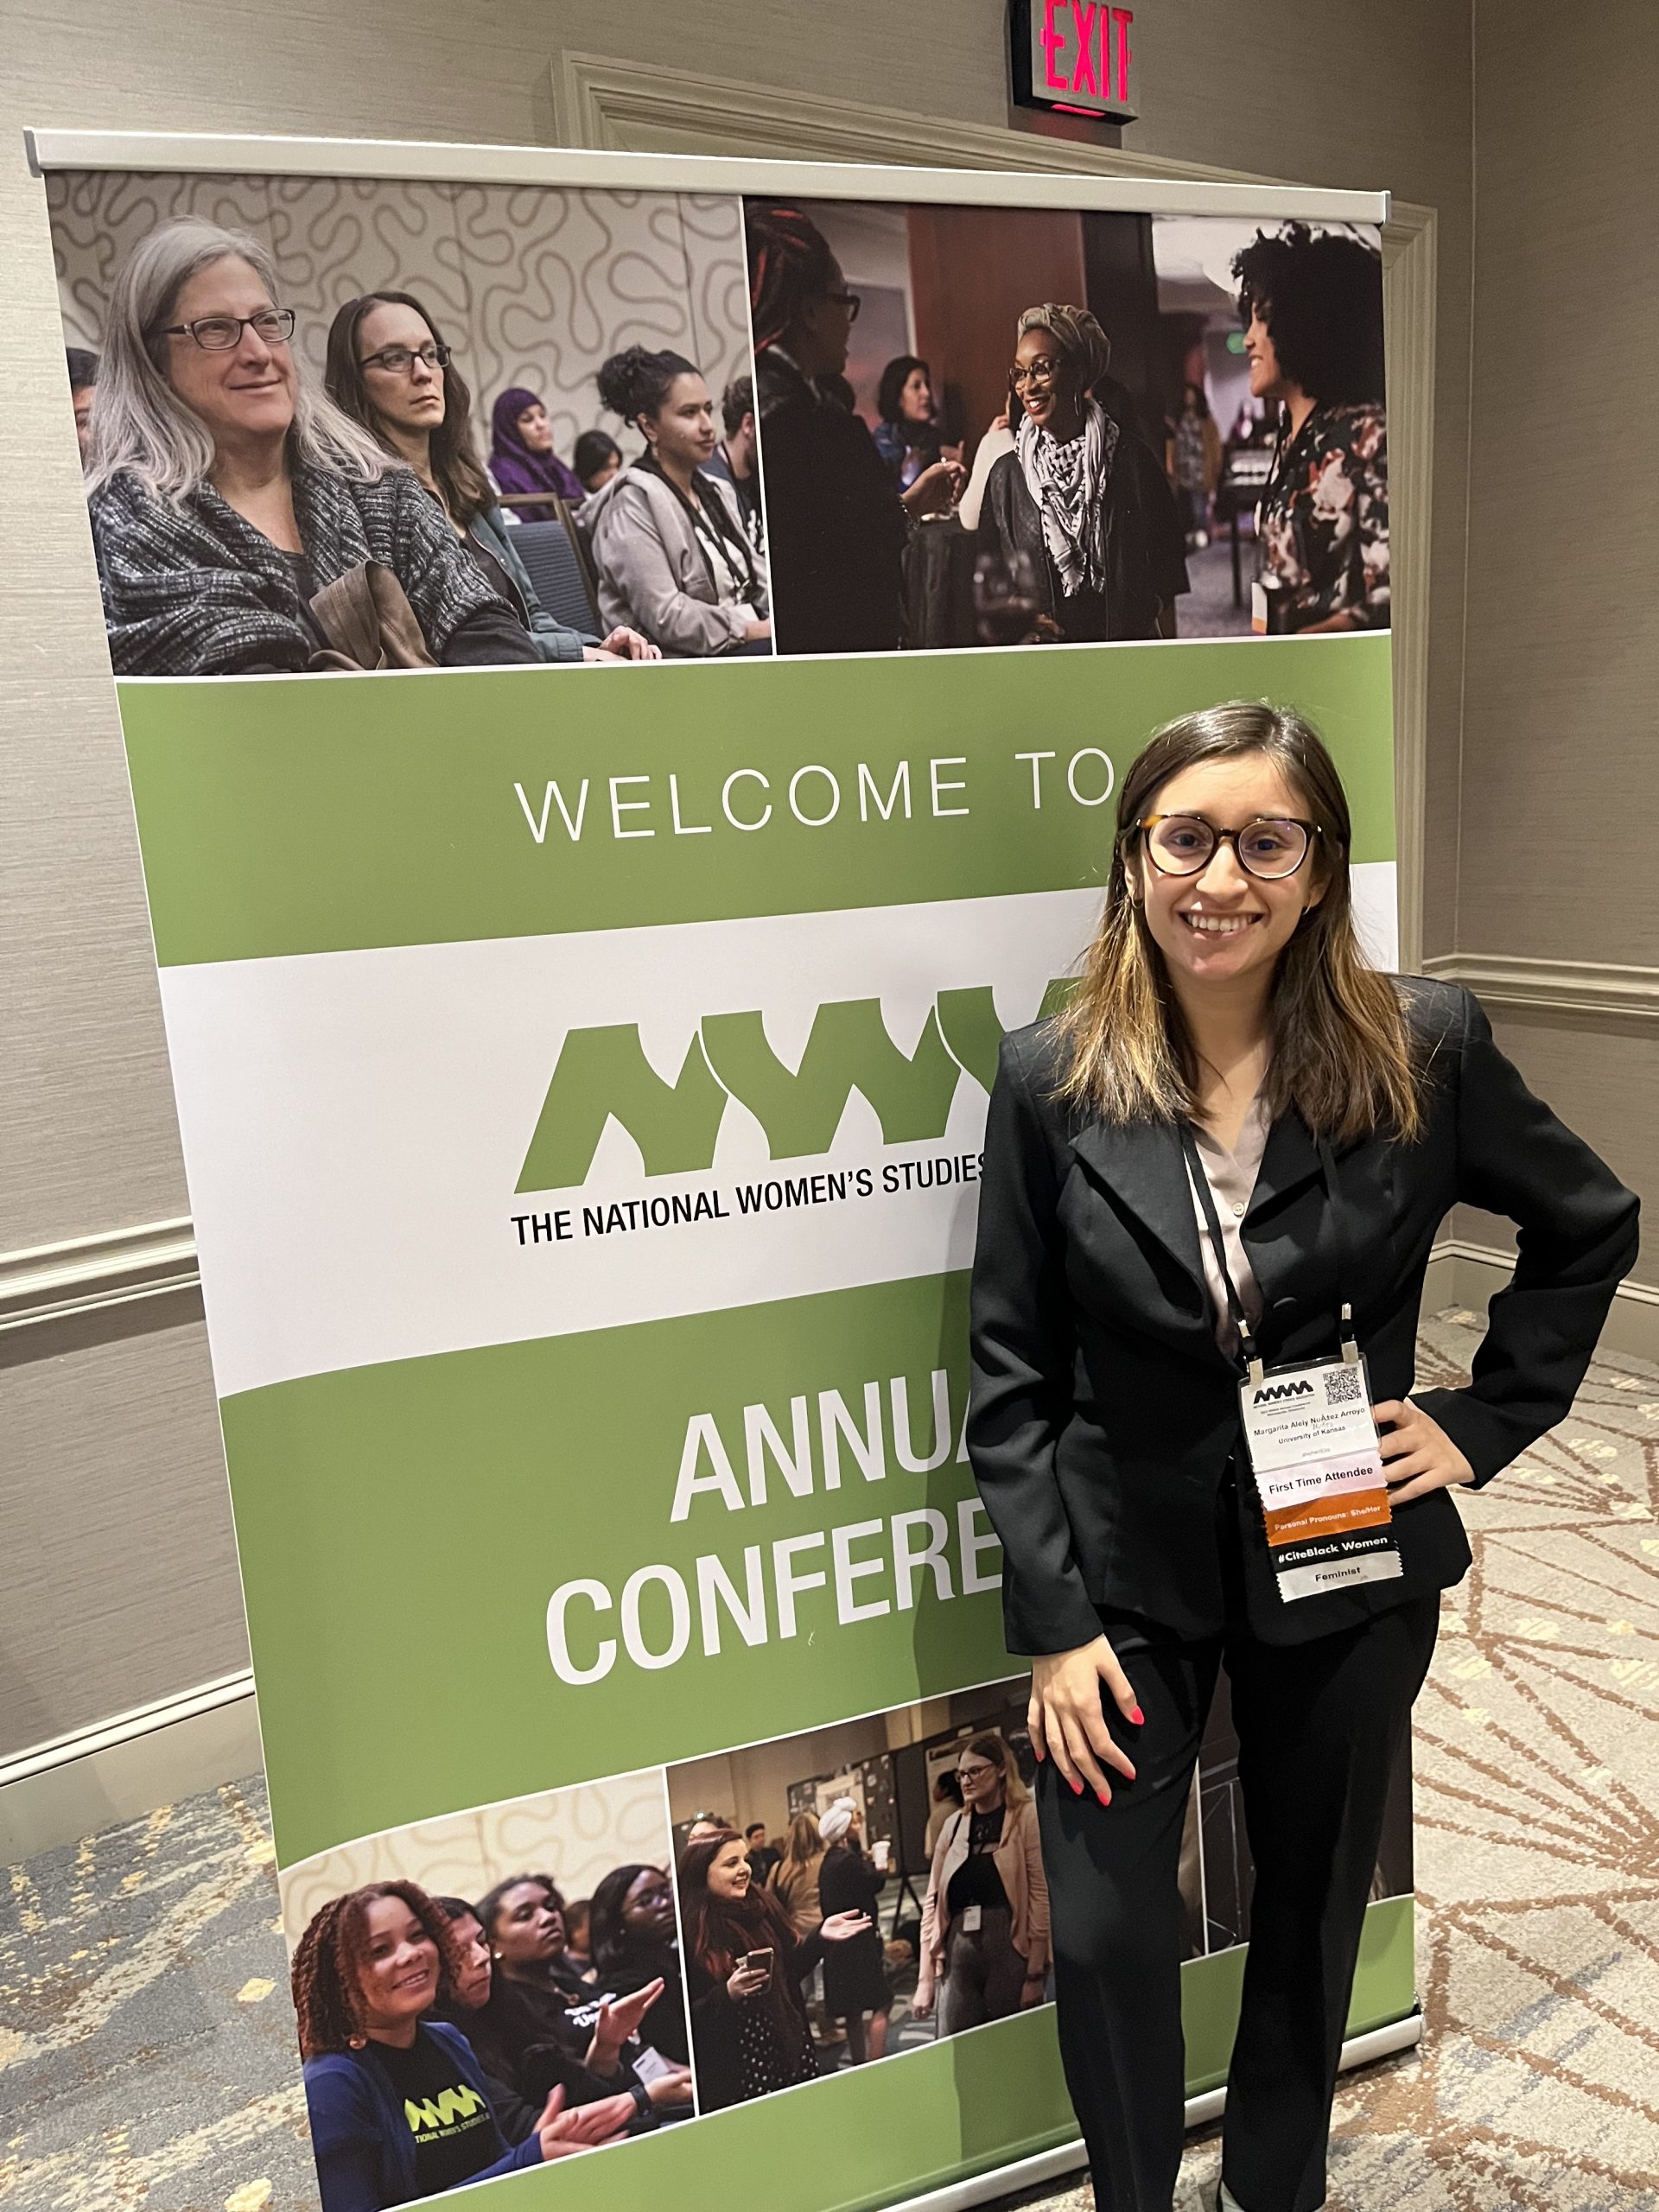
left=1013, top=0, right=1136, bottom=123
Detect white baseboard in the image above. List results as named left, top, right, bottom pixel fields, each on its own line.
left=1433, top=1238, right=1659, bottom=1365
left=0, top=1673, right=258, bottom=1865
left=893, top=2016, right=1423, bottom=2210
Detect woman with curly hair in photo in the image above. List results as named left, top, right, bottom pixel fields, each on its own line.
left=1233, top=223, right=1389, bottom=633
left=290, top=1880, right=628, bottom=2212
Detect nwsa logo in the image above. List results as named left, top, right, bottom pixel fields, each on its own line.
left=404, top=2085, right=486, bottom=2133
left=518, top=982, right=1073, bottom=1194
left=1251, top=1380, right=1316, bottom=1404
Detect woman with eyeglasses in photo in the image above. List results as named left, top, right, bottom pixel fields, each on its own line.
left=912, top=1737, right=1049, bottom=2035
left=462, top=1871, right=690, bottom=2123
left=84, top=220, right=541, bottom=675
left=582, top=345, right=772, bottom=658
left=1234, top=225, right=1389, bottom=635
left=744, top=202, right=961, bottom=656
left=424, top=1895, right=682, bottom=2140
left=678, top=1828, right=872, bottom=2110
left=969, top=701, right=1637, bottom=2212
left=978, top=302, right=1188, bottom=645
left=587, top=1862, right=691, bottom=2069
left=325, top=293, right=656, bottom=665
left=291, top=1882, right=628, bottom=2212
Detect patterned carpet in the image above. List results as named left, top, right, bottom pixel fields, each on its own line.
left=3, top=1311, right=1656, bottom=2212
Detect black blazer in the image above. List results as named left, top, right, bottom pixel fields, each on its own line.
left=967, top=980, right=1639, bottom=1651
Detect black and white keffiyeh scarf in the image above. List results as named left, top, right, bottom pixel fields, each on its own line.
left=1016, top=397, right=1118, bottom=599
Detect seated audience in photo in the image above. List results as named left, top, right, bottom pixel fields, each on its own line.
left=1166, top=381, right=1223, bottom=547
left=873, top=355, right=947, bottom=492
left=325, top=292, right=656, bottom=665
left=85, top=220, right=543, bottom=676
left=67, top=346, right=99, bottom=465
left=912, top=1736, right=1050, bottom=2036
left=488, top=385, right=583, bottom=521
left=582, top=345, right=772, bottom=657
left=744, top=203, right=959, bottom=654
left=424, top=1897, right=639, bottom=2142
left=678, top=1828, right=872, bottom=2110
left=979, top=302, right=1188, bottom=645
left=1233, top=222, right=1389, bottom=632
left=573, top=429, right=622, bottom=493
left=743, top=1821, right=781, bottom=1890
left=765, top=1809, right=826, bottom=1939
left=816, top=1801, right=891, bottom=2065
left=466, top=1872, right=692, bottom=2120
left=290, top=1881, right=627, bottom=2212
left=562, top=1898, right=594, bottom=1977
left=702, top=374, right=765, bottom=555
left=588, top=1862, right=691, bottom=2069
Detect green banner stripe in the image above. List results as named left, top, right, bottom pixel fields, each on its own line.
left=119, top=636, right=1394, bottom=968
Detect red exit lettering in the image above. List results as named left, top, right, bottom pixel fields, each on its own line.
left=1039, top=1, right=1134, bottom=106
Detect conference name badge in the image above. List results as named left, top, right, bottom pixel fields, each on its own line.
left=1238, top=1352, right=1404, bottom=1604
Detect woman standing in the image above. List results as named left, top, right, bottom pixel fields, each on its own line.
left=912, top=1737, right=1049, bottom=2035
left=978, top=304, right=1188, bottom=645
left=291, top=1881, right=626, bottom=2212
left=873, top=356, right=944, bottom=492
left=86, top=221, right=538, bottom=674
left=744, top=203, right=958, bottom=655
left=325, top=294, right=655, bottom=664
left=815, top=1802, right=892, bottom=2063
left=969, top=702, right=1637, bottom=2212
left=765, top=1809, right=827, bottom=1938
left=1166, top=383, right=1223, bottom=548
left=583, top=346, right=772, bottom=657
left=1232, top=225, right=1389, bottom=633
left=678, top=1829, right=871, bottom=2109
left=488, top=386, right=584, bottom=520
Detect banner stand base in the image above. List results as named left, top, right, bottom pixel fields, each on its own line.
left=893, top=2012, right=1425, bottom=2212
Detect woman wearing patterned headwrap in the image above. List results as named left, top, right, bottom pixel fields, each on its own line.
left=979, top=303, right=1188, bottom=645
left=743, top=200, right=958, bottom=654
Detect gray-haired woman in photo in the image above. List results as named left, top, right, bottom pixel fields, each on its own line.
left=85, top=219, right=538, bottom=675
left=978, top=302, right=1188, bottom=645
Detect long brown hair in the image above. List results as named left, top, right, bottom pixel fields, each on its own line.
left=290, top=1879, right=461, bottom=2059
left=324, top=291, right=495, bottom=525
left=677, top=1829, right=801, bottom=2037
left=1055, top=701, right=1421, bottom=1143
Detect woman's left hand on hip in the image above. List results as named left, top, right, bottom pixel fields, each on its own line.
left=1371, top=1397, right=1476, bottom=1503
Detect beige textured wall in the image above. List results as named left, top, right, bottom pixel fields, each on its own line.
left=1456, top=1, right=1657, bottom=1272
left=278, top=1766, right=671, bottom=1947
left=0, top=1, right=1474, bottom=1760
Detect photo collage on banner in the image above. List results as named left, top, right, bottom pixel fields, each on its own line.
left=41, top=143, right=1400, bottom=2210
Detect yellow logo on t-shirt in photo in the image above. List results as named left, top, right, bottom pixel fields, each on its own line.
left=404, top=2085, right=486, bottom=2135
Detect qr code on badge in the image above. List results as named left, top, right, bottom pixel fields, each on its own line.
left=1324, top=1365, right=1364, bottom=1407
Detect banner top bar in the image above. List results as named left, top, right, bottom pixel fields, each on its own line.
left=23, top=128, right=1389, bottom=225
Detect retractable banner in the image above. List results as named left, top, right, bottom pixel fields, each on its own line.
left=46, top=144, right=1407, bottom=2212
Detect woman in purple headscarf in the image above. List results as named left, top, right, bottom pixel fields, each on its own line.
left=489, top=388, right=583, bottom=522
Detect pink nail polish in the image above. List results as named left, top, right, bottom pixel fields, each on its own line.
left=1096, top=1789, right=1111, bottom=1806
left=1130, top=1706, right=1146, bottom=1726
left=1070, top=1777, right=1083, bottom=1796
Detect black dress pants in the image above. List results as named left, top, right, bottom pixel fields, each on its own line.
left=1036, top=1588, right=1439, bottom=2212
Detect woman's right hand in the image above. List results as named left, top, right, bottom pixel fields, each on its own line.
left=726, top=1961, right=770, bottom=2000
left=742, top=618, right=773, bottom=641
left=644, top=2065, right=696, bottom=2109
left=1028, top=1634, right=1142, bottom=1803
left=910, top=1982, right=934, bottom=2020
left=901, top=459, right=964, bottom=516
left=533, top=2085, right=630, bottom=2159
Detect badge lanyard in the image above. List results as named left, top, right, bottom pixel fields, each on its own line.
left=1180, top=1123, right=1403, bottom=1605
